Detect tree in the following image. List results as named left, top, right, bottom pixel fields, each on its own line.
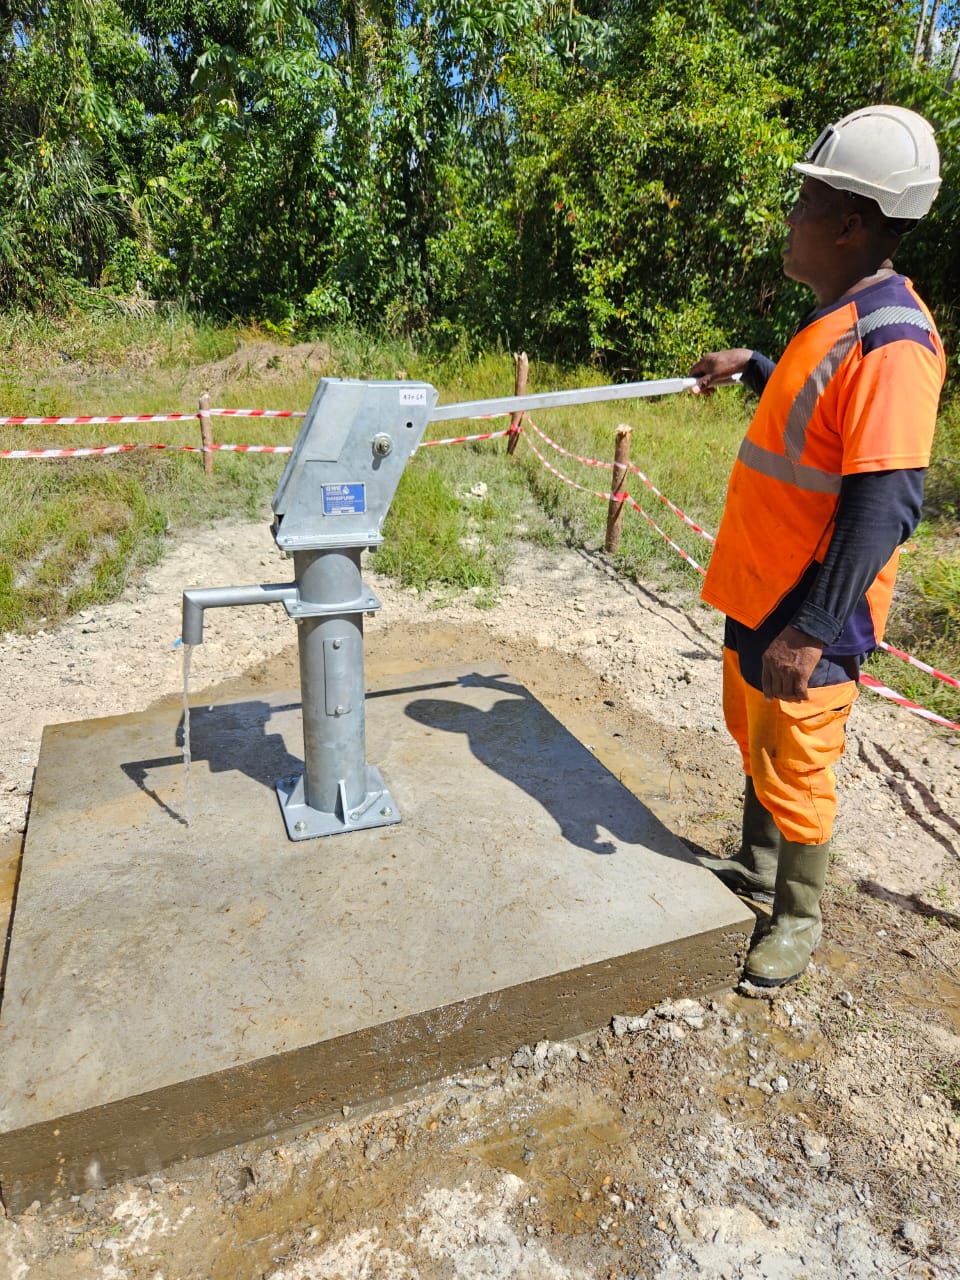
left=0, top=0, right=957, bottom=374
left=0, top=0, right=150, bottom=302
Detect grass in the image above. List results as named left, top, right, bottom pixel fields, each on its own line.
left=513, top=388, right=740, bottom=591
left=932, top=1063, right=960, bottom=1112
left=1, top=308, right=958, bottom=727
left=865, top=395, right=960, bottom=724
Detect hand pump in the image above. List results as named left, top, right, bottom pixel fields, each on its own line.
left=181, top=375, right=695, bottom=840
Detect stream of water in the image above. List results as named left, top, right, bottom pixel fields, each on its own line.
left=182, top=643, right=194, bottom=827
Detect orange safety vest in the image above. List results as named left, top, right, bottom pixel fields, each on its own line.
left=702, top=275, right=946, bottom=638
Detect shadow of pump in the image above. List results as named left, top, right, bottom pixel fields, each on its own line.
left=121, top=700, right=302, bottom=826
left=119, top=675, right=696, bottom=866
left=404, top=670, right=697, bottom=864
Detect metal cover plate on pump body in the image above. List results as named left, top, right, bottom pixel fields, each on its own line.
left=271, top=379, right=438, bottom=552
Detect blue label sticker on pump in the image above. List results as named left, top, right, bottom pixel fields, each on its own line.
left=322, top=482, right=366, bottom=516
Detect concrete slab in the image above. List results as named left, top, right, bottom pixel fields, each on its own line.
left=0, top=664, right=752, bottom=1210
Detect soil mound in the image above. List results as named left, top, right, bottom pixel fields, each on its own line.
left=194, top=340, right=335, bottom=389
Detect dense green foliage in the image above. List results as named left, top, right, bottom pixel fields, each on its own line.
left=2, top=1, right=959, bottom=370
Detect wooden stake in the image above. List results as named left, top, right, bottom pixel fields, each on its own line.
left=199, top=392, right=214, bottom=475
left=506, top=351, right=528, bottom=457
left=604, top=424, right=632, bottom=554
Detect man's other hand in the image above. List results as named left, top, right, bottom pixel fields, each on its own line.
left=688, top=349, right=753, bottom=394
left=761, top=626, right=823, bottom=702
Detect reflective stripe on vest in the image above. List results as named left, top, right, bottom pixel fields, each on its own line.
left=783, top=325, right=858, bottom=461
left=736, top=437, right=842, bottom=493
left=736, top=305, right=933, bottom=495
left=857, top=305, right=934, bottom=339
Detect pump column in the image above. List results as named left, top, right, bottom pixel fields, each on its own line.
left=275, top=548, right=400, bottom=841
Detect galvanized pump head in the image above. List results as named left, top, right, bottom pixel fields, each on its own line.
left=272, top=378, right=439, bottom=552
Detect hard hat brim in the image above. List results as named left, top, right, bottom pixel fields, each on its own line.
left=791, top=161, right=940, bottom=219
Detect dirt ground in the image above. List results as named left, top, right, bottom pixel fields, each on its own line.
left=2, top=517, right=960, bottom=1279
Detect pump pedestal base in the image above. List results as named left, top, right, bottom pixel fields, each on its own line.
left=0, top=664, right=752, bottom=1212
left=276, top=765, right=401, bottom=840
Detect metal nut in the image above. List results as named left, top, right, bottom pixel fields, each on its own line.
left=372, top=433, right=392, bottom=457
left=293, top=820, right=308, bottom=834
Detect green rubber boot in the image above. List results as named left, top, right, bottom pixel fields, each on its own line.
left=699, top=777, right=779, bottom=902
left=744, top=839, right=831, bottom=987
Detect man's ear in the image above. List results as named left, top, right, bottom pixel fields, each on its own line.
left=835, top=211, right=866, bottom=245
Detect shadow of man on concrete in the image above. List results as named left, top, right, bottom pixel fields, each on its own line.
left=404, top=670, right=696, bottom=863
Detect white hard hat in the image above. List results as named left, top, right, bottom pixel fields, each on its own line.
left=793, top=104, right=940, bottom=220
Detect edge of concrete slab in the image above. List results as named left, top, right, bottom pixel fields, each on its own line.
left=0, top=922, right=746, bottom=1213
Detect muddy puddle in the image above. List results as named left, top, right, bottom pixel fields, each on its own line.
left=467, top=1093, right=626, bottom=1219
left=59, top=987, right=834, bottom=1280
left=820, top=936, right=960, bottom=1035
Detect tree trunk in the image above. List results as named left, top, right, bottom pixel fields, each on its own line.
left=948, top=34, right=960, bottom=89
left=923, top=0, right=943, bottom=62
left=913, top=0, right=930, bottom=66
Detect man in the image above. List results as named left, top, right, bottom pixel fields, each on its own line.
left=690, top=105, right=945, bottom=987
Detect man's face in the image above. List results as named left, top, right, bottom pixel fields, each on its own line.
left=782, top=178, right=851, bottom=288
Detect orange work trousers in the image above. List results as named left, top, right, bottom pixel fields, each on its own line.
left=722, top=646, right=859, bottom=845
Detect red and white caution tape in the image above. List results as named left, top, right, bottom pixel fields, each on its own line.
left=524, top=417, right=613, bottom=470
left=419, top=427, right=513, bottom=448
left=0, top=421, right=511, bottom=458
left=524, top=415, right=716, bottom=544
left=877, top=641, right=960, bottom=690
left=521, top=430, right=626, bottom=504
left=520, top=429, right=709, bottom=576
left=0, top=408, right=305, bottom=426
left=1, top=444, right=139, bottom=458
left=859, top=674, right=960, bottom=731
left=203, top=443, right=293, bottom=453
left=0, top=442, right=294, bottom=458
left=624, top=495, right=709, bottom=575
left=208, top=408, right=305, bottom=418
left=0, top=412, right=200, bottom=426
left=627, top=461, right=716, bottom=544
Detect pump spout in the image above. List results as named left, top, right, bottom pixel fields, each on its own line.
left=181, top=583, right=299, bottom=646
